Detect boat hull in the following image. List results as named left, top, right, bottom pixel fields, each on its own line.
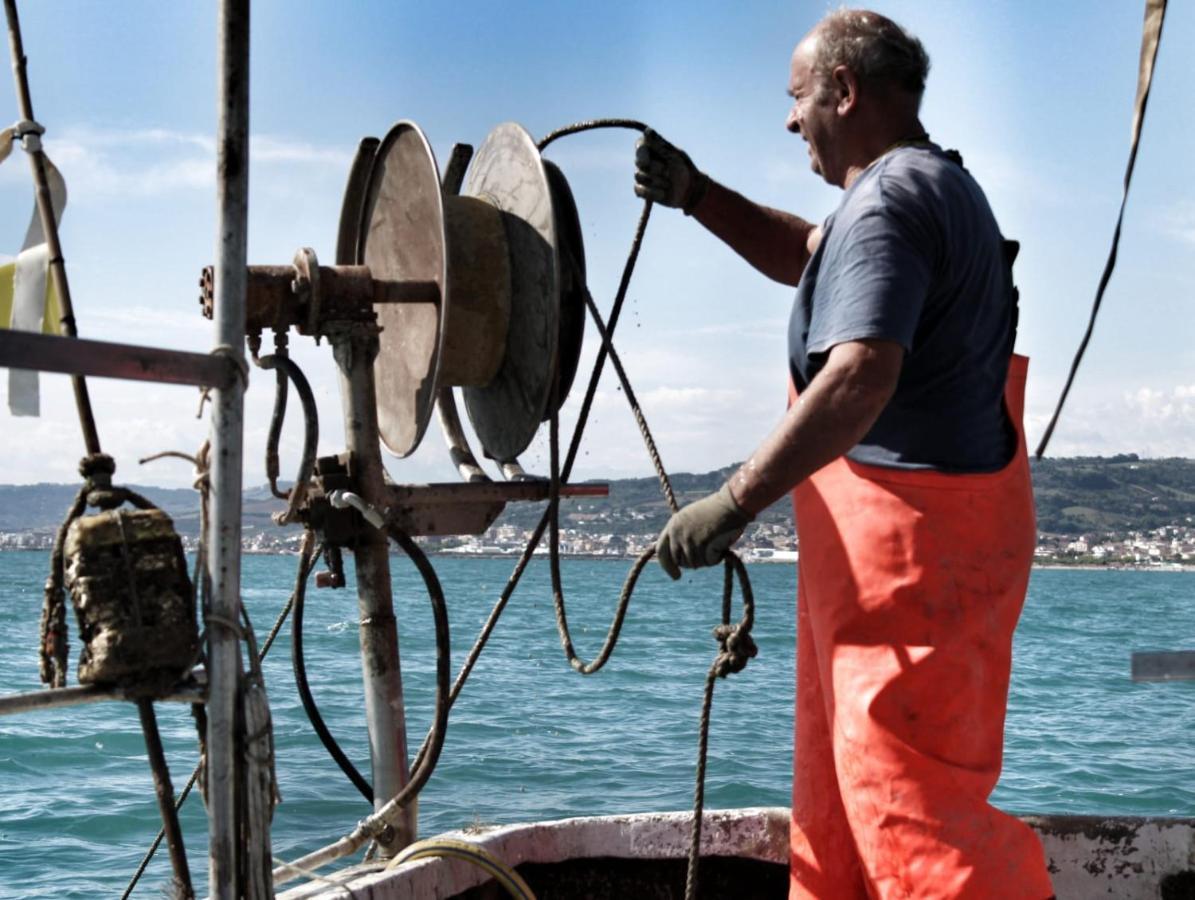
left=279, top=807, right=1195, bottom=898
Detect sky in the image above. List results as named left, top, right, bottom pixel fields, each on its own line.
left=1, top=1, right=1193, bottom=489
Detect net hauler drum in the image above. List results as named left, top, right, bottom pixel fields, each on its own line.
left=346, top=120, right=584, bottom=464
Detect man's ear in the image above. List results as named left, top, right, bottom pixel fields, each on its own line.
left=832, top=65, right=859, bottom=116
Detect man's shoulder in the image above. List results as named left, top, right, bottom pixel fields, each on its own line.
left=842, top=145, right=995, bottom=234
left=874, top=147, right=971, bottom=201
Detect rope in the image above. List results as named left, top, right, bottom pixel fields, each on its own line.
left=1035, top=0, right=1168, bottom=457
left=538, top=120, right=754, bottom=900
left=384, top=838, right=536, bottom=899
left=415, top=119, right=757, bottom=900
left=39, top=483, right=86, bottom=687
left=209, top=342, right=250, bottom=388
left=271, top=855, right=382, bottom=897
left=537, top=118, right=648, bottom=151
left=410, top=176, right=659, bottom=771
left=120, top=541, right=311, bottom=900
left=685, top=557, right=755, bottom=899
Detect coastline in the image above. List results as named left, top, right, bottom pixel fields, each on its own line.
left=3, top=545, right=1193, bottom=571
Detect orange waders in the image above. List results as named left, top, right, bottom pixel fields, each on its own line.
left=788, top=355, right=1053, bottom=899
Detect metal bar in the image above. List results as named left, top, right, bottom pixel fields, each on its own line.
left=207, top=1, right=250, bottom=896
left=3, top=0, right=101, bottom=454
left=330, top=323, right=415, bottom=854
left=0, top=681, right=206, bottom=716
left=386, top=482, right=609, bottom=505
left=1131, top=651, right=1195, bottom=682
left=0, top=330, right=235, bottom=388
left=137, top=699, right=194, bottom=898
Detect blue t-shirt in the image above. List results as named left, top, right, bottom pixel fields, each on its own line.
left=787, top=144, right=1016, bottom=472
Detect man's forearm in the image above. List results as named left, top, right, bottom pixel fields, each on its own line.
left=691, top=179, right=818, bottom=287
left=728, top=340, right=903, bottom=515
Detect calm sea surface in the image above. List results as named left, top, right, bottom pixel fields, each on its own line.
left=1, top=552, right=1194, bottom=897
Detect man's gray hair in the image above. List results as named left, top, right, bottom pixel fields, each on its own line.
left=812, top=9, right=930, bottom=100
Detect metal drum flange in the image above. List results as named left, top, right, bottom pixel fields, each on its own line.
left=357, top=121, right=449, bottom=458
left=462, top=122, right=560, bottom=461
left=543, top=159, right=586, bottom=420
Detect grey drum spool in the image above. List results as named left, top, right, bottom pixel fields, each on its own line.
left=461, top=122, right=561, bottom=462
left=542, top=158, right=586, bottom=420
left=358, top=121, right=513, bottom=457
left=352, top=120, right=582, bottom=462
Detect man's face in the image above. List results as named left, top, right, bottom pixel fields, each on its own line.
left=785, top=34, right=840, bottom=185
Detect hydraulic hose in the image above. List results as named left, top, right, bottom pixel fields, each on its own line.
left=292, top=543, right=374, bottom=803
left=273, top=522, right=451, bottom=885
left=255, top=344, right=319, bottom=521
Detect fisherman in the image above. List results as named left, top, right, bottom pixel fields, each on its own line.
left=638, top=9, right=1054, bottom=898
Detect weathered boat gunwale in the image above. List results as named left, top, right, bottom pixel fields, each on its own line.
left=279, top=807, right=1195, bottom=899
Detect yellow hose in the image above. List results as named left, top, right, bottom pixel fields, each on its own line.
left=384, top=837, right=537, bottom=900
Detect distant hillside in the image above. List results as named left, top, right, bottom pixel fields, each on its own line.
left=0, top=483, right=286, bottom=539
left=5, top=455, right=1195, bottom=539
left=504, top=455, right=1195, bottom=538
left=1030, top=454, right=1195, bottom=534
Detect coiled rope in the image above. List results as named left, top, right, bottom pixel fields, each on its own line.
left=396, top=119, right=757, bottom=900
left=544, top=120, right=757, bottom=900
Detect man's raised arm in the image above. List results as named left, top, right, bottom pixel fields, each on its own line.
left=634, top=128, right=820, bottom=287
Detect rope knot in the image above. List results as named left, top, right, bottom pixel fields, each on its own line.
left=711, top=621, right=757, bottom=678
left=79, top=452, right=116, bottom=481
left=78, top=453, right=127, bottom=510
left=211, top=343, right=251, bottom=388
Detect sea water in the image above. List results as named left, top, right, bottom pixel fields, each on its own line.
left=1, top=552, right=1193, bottom=898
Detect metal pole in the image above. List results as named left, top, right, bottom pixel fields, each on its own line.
left=0, top=681, right=205, bottom=716
left=330, top=323, right=416, bottom=853
left=137, top=699, right=194, bottom=899
left=208, top=0, right=250, bottom=896
left=0, top=329, right=236, bottom=388
left=3, top=0, right=101, bottom=455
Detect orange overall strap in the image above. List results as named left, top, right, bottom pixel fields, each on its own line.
left=789, top=355, right=1053, bottom=899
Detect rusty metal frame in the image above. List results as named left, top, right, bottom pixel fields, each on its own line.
left=0, top=329, right=236, bottom=388
left=0, top=680, right=206, bottom=716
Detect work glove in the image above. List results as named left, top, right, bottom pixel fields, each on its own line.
left=634, top=128, right=710, bottom=214
left=656, top=484, right=753, bottom=580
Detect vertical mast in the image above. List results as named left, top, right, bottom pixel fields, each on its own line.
left=3, top=0, right=100, bottom=453
left=208, top=0, right=250, bottom=895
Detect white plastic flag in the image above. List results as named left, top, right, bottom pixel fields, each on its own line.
left=0, top=125, right=67, bottom=416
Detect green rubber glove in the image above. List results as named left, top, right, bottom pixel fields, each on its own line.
left=656, top=484, right=753, bottom=580
left=634, top=128, right=710, bottom=214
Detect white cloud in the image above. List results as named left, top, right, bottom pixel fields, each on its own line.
left=31, top=127, right=352, bottom=199
left=251, top=136, right=352, bottom=167
left=1157, top=202, right=1195, bottom=246
left=61, top=127, right=215, bottom=154
left=1027, top=381, right=1195, bottom=459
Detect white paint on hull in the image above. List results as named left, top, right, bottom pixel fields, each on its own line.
left=279, top=808, right=1195, bottom=899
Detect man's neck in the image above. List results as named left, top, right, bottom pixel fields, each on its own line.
left=841, top=119, right=927, bottom=190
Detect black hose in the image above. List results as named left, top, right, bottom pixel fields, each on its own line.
left=380, top=524, right=452, bottom=818
left=264, top=336, right=290, bottom=499
left=255, top=350, right=319, bottom=508
left=292, top=544, right=374, bottom=803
